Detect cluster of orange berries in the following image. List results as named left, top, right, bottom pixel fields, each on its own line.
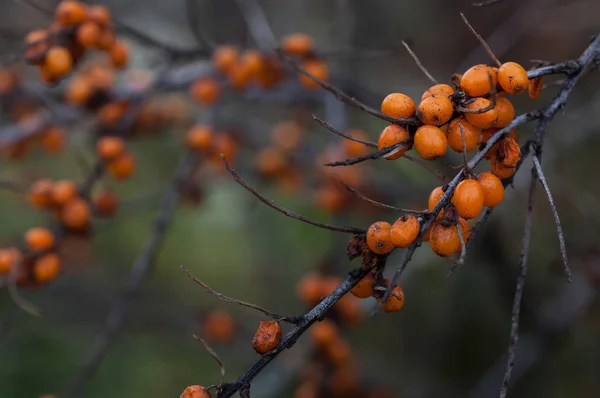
left=25, top=1, right=127, bottom=84
left=96, top=135, right=136, bottom=180
left=185, top=124, right=239, bottom=167
left=0, top=227, right=59, bottom=286
left=281, top=33, right=329, bottom=89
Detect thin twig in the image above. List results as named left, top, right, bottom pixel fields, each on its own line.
left=192, top=334, right=226, bottom=386
left=530, top=148, right=571, bottom=282
left=313, top=115, right=377, bottom=147
left=460, top=12, right=502, bottom=67
left=401, top=40, right=438, bottom=84
left=181, top=266, right=300, bottom=323
left=233, top=0, right=278, bottom=52
left=324, top=139, right=413, bottom=167
left=342, top=183, right=425, bottom=214
left=221, top=155, right=365, bottom=234
left=499, top=169, right=536, bottom=398
left=456, top=219, right=467, bottom=266
left=7, top=259, right=42, bottom=317
left=472, top=0, right=505, bottom=6
left=402, top=154, right=450, bottom=183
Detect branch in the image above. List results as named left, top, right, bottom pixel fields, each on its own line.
left=312, top=115, right=377, bottom=148
left=193, top=334, right=226, bottom=387
left=233, top=0, right=278, bottom=52
left=401, top=40, right=438, bottom=84
left=342, top=183, right=424, bottom=214
left=324, top=139, right=414, bottom=167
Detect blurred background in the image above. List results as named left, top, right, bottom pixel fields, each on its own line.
left=1, top=0, right=600, bottom=397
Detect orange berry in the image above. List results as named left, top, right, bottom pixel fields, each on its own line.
left=213, top=134, right=238, bottom=164
left=451, top=179, right=485, bottom=219
left=479, top=128, right=518, bottom=159
left=414, top=125, right=448, bottom=160
left=0, top=68, right=19, bottom=94
left=55, top=1, right=88, bottom=27
left=417, top=95, right=454, bottom=126
left=447, top=119, right=479, bottom=152
left=296, top=273, right=325, bottom=305
left=189, top=77, right=220, bottom=105
left=24, top=30, right=50, bottom=65
left=51, top=179, right=78, bottom=206
left=322, top=338, right=352, bottom=366
left=88, top=5, right=111, bottom=26
left=430, top=223, right=460, bottom=256
left=344, top=129, right=370, bottom=157
left=281, top=33, right=313, bottom=57
left=25, top=227, right=55, bottom=251
left=478, top=172, right=504, bottom=207
left=60, top=197, right=91, bottom=231
left=98, top=102, right=128, bottom=126
left=0, top=248, right=22, bottom=275
left=314, top=185, right=346, bottom=214
left=381, top=93, right=416, bottom=119
left=498, top=137, right=521, bottom=168
left=460, top=64, right=498, bottom=97
left=366, top=221, right=394, bottom=255
left=271, top=121, right=303, bottom=152
left=33, top=253, right=61, bottom=283
left=240, top=49, right=265, bottom=79
left=376, top=281, right=405, bottom=312
left=45, top=46, right=73, bottom=78
left=107, top=152, right=136, bottom=180
left=299, top=59, right=329, bottom=88
left=498, top=62, right=528, bottom=95
left=65, top=76, right=93, bottom=105
left=310, top=319, right=339, bottom=346
left=76, top=22, right=100, bottom=48
left=422, top=222, right=434, bottom=242
left=490, top=153, right=516, bottom=180
left=40, top=126, right=65, bottom=153
left=180, top=385, right=211, bottom=398
left=203, top=309, right=236, bottom=343
left=186, top=125, right=213, bottom=152
left=495, top=97, right=515, bottom=128
left=421, top=84, right=454, bottom=101
left=93, top=191, right=118, bottom=217
left=256, top=147, right=287, bottom=177
left=28, top=179, right=54, bottom=209
left=95, top=28, right=116, bottom=51
left=329, top=365, right=360, bottom=396
left=350, top=272, right=376, bottom=298
left=377, top=124, right=410, bottom=160
left=97, top=136, right=125, bottom=161
left=528, top=69, right=543, bottom=100
left=228, top=62, right=250, bottom=90
left=390, top=215, right=420, bottom=248
left=458, top=217, right=471, bottom=241
left=213, top=45, right=238, bottom=74
left=335, top=295, right=363, bottom=325
left=109, top=41, right=129, bottom=69
left=252, top=320, right=282, bottom=354
left=464, top=97, right=498, bottom=129
left=428, top=186, right=445, bottom=212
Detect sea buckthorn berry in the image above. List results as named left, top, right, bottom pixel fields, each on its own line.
left=498, top=137, right=521, bottom=168
left=464, top=98, right=498, bottom=129
left=528, top=69, right=543, bottom=100
left=228, top=63, right=251, bottom=90
left=39, top=64, right=59, bottom=84
left=377, top=124, right=410, bottom=160
left=310, top=319, right=338, bottom=347
left=190, top=77, right=220, bottom=105
left=281, top=33, right=313, bottom=57
left=447, top=119, right=479, bottom=152
left=45, top=46, right=73, bottom=78
left=314, top=184, right=346, bottom=214
left=28, top=179, right=54, bottom=209
left=76, top=22, right=100, bottom=48
left=51, top=179, right=78, bottom=206
left=271, top=121, right=303, bottom=152
left=65, top=76, right=93, bottom=105
left=390, top=215, right=420, bottom=248
left=213, top=45, right=238, bottom=74
left=55, top=1, right=88, bottom=27
left=335, top=294, right=364, bottom=325
left=422, top=222, right=434, bottom=242
left=88, top=5, right=111, bottom=26
left=296, top=274, right=324, bottom=305
left=490, top=153, right=516, bottom=180
left=97, top=136, right=125, bottom=161
left=240, top=49, right=265, bottom=79
left=498, top=62, right=528, bottom=95
left=60, top=197, right=91, bottom=231
left=381, top=93, right=416, bottom=119
left=24, top=30, right=50, bottom=65
left=252, top=320, right=282, bottom=354
left=33, top=253, right=61, bottom=283
left=94, top=191, right=118, bottom=217
left=417, top=95, right=454, bottom=126
left=110, top=41, right=129, bottom=69
left=0, top=248, right=22, bottom=275
left=213, top=134, right=238, bottom=164
left=366, top=221, right=394, bottom=255
left=180, top=385, right=211, bottom=398
left=329, top=365, right=360, bottom=396
left=186, top=125, right=213, bottom=152
left=460, top=64, right=498, bottom=97
left=0, top=69, right=19, bottom=94
left=451, top=179, right=485, bottom=219
left=25, top=227, right=55, bottom=251
left=421, top=84, right=454, bottom=101
left=40, top=126, right=65, bottom=153
left=478, top=172, right=504, bottom=207
left=414, top=125, right=448, bottom=160
left=495, top=97, right=515, bottom=128
left=351, top=272, right=376, bottom=298
left=98, top=102, right=129, bottom=126
left=203, top=309, right=236, bottom=343
left=458, top=217, right=471, bottom=241
left=256, top=147, right=287, bottom=177
left=299, top=59, right=329, bottom=88
left=96, top=28, right=116, bottom=51
left=479, top=128, right=518, bottom=159
left=323, top=338, right=353, bottom=366
left=107, top=152, right=136, bottom=180
left=428, top=186, right=445, bottom=212
left=377, top=283, right=405, bottom=312
left=430, top=223, right=460, bottom=257
left=344, top=129, right=370, bottom=157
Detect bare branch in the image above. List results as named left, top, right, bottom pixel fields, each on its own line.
left=181, top=266, right=300, bottom=323
left=324, top=139, right=413, bottom=167
left=472, top=0, right=505, bottom=6
left=233, top=0, right=278, bottom=52
left=7, top=259, right=42, bottom=317
left=460, top=12, right=502, bottom=67
left=402, top=154, right=451, bottom=183
left=313, top=115, right=377, bottom=147
left=401, top=40, right=438, bottom=84
left=342, top=183, right=425, bottom=214
left=192, top=334, right=226, bottom=386
left=221, top=155, right=365, bottom=234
